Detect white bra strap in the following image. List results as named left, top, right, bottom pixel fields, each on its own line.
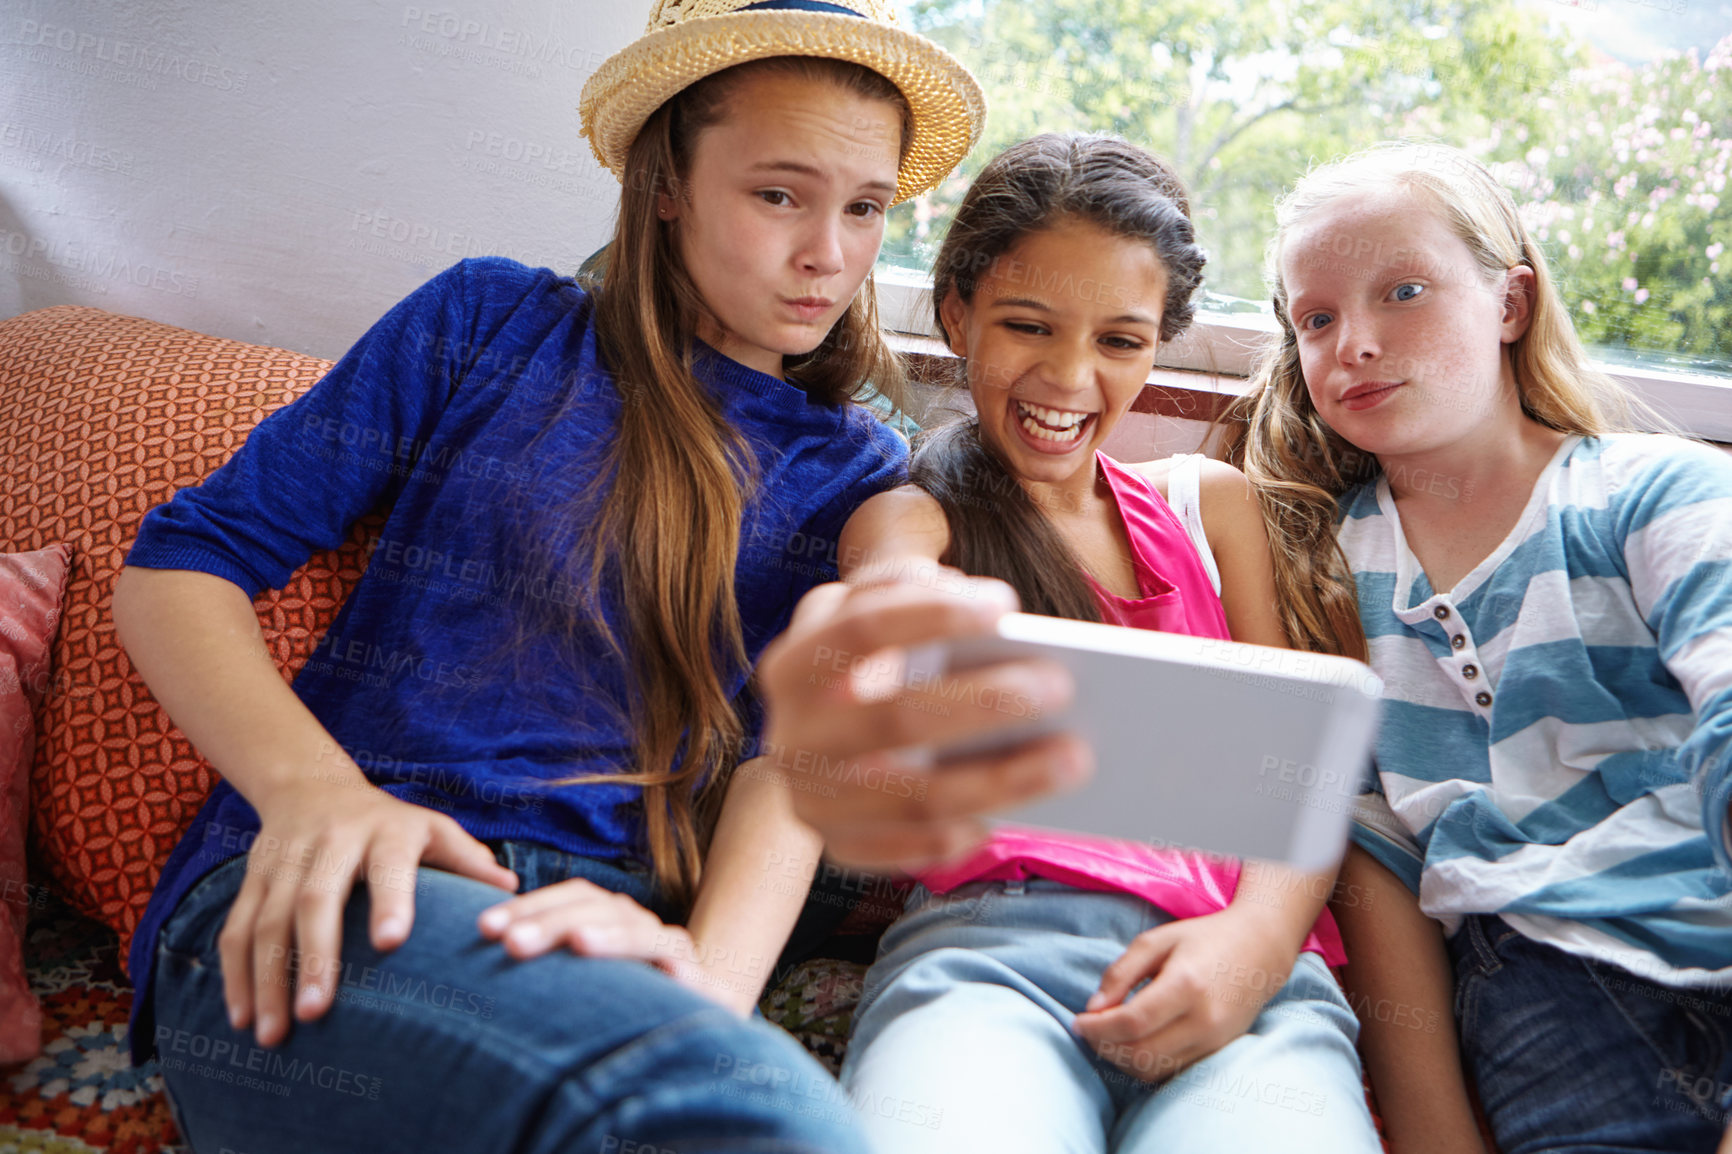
left=1167, top=454, right=1221, bottom=596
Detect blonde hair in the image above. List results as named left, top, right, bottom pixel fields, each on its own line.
left=1220, top=141, right=1655, bottom=658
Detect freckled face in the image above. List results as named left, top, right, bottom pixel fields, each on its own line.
left=940, top=218, right=1168, bottom=487
left=663, top=71, right=903, bottom=379
left=1280, top=188, right=1525, bottom=458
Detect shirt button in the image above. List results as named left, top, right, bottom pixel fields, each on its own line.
left=1434, top=605, right=1450, bottom=619
left=1463, top=664, right=1479, bottom=680
left=1475, top=691, right=1493, bottom=707
left=1451, top=634, right=1467, bottom=650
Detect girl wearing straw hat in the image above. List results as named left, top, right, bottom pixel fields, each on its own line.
left=112, top=3, right=989, bottom=1151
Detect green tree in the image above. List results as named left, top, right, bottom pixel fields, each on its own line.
left=891, top=0, right=1581, bottom=309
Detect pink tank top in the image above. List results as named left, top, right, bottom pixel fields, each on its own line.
left=916, top=453, right=1345, bottom=965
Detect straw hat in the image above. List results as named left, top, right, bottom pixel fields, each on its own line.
left=580, top=0, right=985, bottom=205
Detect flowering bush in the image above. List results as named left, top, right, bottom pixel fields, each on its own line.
left=1505, top=34, right=1731, bottom=363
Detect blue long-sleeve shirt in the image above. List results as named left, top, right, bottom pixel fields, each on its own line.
left=123, top=257, right=907, bottom=1061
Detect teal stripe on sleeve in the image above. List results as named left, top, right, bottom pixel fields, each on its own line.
left=1349, top=821, right=1426, bottom=895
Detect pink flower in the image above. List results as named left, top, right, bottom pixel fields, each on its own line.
left=1623, top=277, right=1639, bottom=291
left=1634, top=288, right=1649, bottom=304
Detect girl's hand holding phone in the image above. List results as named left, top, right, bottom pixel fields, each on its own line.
left=1071, top=904, right=1299, bottom=1082
left=218, top=778, right=519, bottom=1048
left=757, top=569, right=1093, bottom=873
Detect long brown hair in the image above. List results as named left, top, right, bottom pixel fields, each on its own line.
left=556, top=57, right=911, bottom=907
left=913, top=134, right=1205, bottom=622
left=1218, top=141, right=1657, bottom=660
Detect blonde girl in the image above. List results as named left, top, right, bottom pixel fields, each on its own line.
left=1224, top=140, right=1732, bottom=1154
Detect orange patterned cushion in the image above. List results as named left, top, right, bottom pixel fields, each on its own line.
left=0, top=306, right=380, bottom=963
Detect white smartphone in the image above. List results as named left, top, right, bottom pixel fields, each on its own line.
left=903, top=613, right=1383, bottom=872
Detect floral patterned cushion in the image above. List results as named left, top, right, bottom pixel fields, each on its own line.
left=0, top=543, right=73, bottom=1063
left=0, top=307, right=372, bottom=962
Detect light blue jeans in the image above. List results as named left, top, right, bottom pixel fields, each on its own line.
left=150, top=840, right=871, bottom=1154
left=840, top=879, right=1380, bottom=1154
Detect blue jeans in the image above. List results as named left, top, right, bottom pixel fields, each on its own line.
left=1450, top=913, right=1732, bottom=1153
left=150, top=840, right=871, bottom=1154
left=839, top=879, right=1380, bottom=1154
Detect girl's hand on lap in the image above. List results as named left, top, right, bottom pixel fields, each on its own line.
left=218, top=780, right=519, bottom=1049
left=477, top=877, right=706, bottom=994
left=757, top=574, right=1092, bottom=872
left=1071, top=905, right=1298, bottom=1083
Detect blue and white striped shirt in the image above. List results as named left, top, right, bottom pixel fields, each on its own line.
left=1344, top=433, right=1732, bottom=988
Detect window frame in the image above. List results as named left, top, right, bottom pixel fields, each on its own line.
left=875, top=276, right=1732, bottom=443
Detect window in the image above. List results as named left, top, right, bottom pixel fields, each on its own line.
left=882, top=0, right=1732, bottom=437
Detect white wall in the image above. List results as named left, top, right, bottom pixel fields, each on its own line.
left=0, top=1, right=641, bottom=360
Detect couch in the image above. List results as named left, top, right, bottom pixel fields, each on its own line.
left=0, top=305, right=897, bottom=1153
